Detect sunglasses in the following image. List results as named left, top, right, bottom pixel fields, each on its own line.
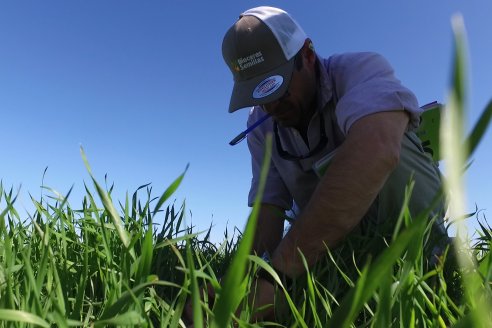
left=274, top=111, right=327, bottom=161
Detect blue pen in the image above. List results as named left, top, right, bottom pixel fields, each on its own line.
left=230, top=102, right=439, bottom=146
left=229, top=114, right=271, bottom=146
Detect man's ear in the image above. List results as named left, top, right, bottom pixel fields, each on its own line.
left=303, top=39, right=316, bottom=64
left=304, top=38, right=314, bottom=52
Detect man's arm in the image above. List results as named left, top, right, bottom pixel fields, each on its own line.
left=252, top=204, right=286, bottom=256
left=271, top=110, right=410, bottom=277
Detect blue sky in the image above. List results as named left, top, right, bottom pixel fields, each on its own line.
left=1, top=1, right=491, bottom=241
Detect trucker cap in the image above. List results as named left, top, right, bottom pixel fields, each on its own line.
left=222, top=6, right=307, bottom=113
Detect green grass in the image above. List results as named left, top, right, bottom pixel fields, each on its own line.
left=1, top=14, right=492, bottom=328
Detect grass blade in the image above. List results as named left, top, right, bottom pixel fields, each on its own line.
left=0, top=309, right=50, bottom=328
left=80, top=146, right=131, bottom=250
left=442, top=14, right=492, bottom=328
left=152, top=164, right=189, bottom=217
left=327, top=211, right=428, bottom=327
left=100, top=278, right=180, bottom=319
left=94, top=311, right=146, bottom=327
left=135, top=217, right=155, bottom=284
left=186, top=238, right=204, bottom=327
left=465, top=99, right=492, bottom=158
left=212, top=134, right=273, bottom=328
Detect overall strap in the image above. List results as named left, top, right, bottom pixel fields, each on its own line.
left=325, top=93, right=345, bottom=148
left=323, top=56, right=345, bottom=148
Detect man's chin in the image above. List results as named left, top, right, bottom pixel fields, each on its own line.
left=276, top=118, right=298, bottom=128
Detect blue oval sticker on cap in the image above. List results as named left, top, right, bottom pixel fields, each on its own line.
left=252, top=75, right=283, bottom=99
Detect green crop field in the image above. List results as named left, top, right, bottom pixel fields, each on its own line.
left=1, top=15, right=491, bottom=328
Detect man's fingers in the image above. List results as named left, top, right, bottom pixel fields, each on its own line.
left=183, top=300, right=193, bottom=325
left=183, top=283, right=216, bottom=325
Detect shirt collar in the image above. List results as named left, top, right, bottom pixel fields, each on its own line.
left=316, top=55, right=333, bottom=112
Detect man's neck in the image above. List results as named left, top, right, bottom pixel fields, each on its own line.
left=294, top=94, right=318, bottom=147
left=296, top=115, right=313, bottom=147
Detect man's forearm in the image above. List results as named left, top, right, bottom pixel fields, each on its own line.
left=272, top=140, right=394, bottom=276
left=271, top=111, right=408, bottom=277
left=252, top=204, right=286, bottom=255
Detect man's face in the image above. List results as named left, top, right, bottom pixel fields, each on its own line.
left=261, top=49, right=317, bottom=129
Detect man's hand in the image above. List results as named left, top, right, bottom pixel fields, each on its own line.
left=183, top=278, right=281, bottom=326
left=248, top=278, right=277, bottom=322
left=252, top=204, right=286, bottom=256
left=183, top=281, right=216, bottom=326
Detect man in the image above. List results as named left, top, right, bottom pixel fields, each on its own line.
left=188, top=6, right=448, bottom=323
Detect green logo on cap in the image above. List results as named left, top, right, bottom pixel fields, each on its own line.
left=231, top=61, right=241, bottom=72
